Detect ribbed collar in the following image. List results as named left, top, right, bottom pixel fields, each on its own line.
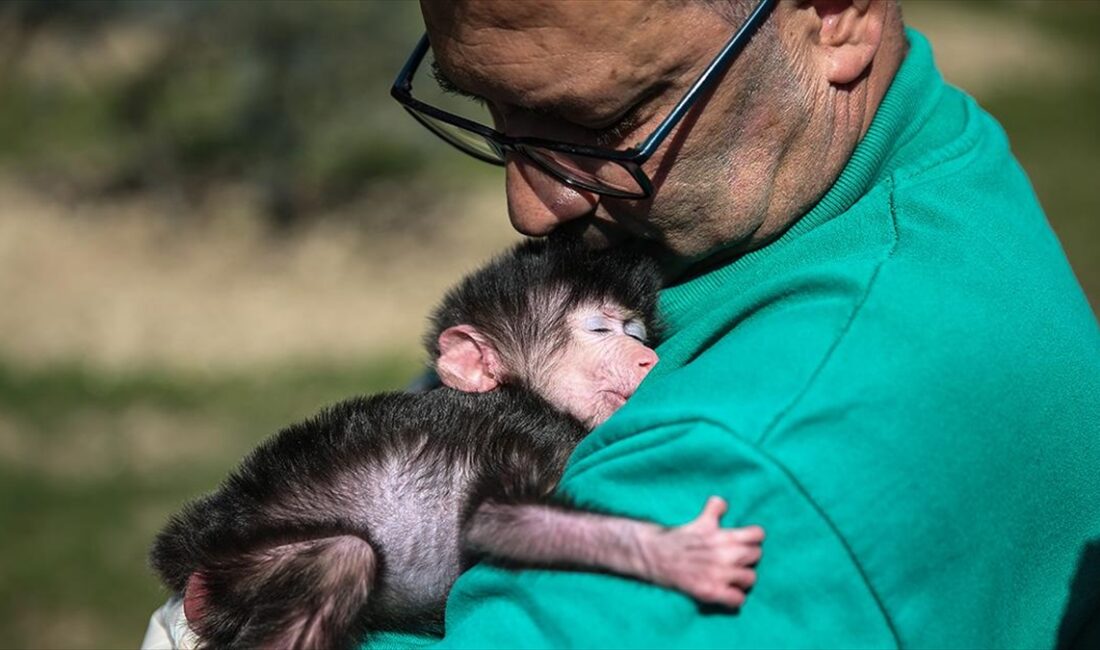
left=660, top=29, right=943, bottom=328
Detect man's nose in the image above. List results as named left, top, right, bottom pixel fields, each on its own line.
left=505, top=154, right=598, bottom=237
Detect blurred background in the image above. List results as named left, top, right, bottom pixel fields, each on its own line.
left=0, top=1, right=1096, bottom=647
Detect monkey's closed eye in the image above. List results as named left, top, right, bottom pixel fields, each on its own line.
left=624, top=321, right=647, bottom=343
left=583, top=315, right=617, bottom=335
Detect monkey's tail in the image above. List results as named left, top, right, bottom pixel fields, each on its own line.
left=188, top=534, right=377, bottom=650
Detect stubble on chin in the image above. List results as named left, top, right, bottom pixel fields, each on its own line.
left=549, top=218, right=627, bottom=250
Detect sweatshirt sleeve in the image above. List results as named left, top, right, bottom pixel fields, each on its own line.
left=419, top=418, right=897, bottom=649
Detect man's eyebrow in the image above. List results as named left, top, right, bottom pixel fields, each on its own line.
left=430, top=61, right=487, bottom=106
left=429, top=60, right=564, bottom=118
left=428, top=59, right=647, bottom=134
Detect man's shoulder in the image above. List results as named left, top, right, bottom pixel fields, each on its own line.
left=876, top=83, right=1098, bottom=396
left=632, top=130, right=1098, bottom=445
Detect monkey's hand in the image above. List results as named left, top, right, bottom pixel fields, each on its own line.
left=465, top=498, right=762, bottom=609
left=639, top=496, right=764, bottom=609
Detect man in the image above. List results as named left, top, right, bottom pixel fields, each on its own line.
left=378, top=0, right=1100, bottom=648
left=142, top=1, right=1098, bottom=647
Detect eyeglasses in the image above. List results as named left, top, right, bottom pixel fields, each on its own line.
left=391, top=0, right=775, bottom=200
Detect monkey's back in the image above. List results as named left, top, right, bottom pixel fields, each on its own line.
left=343, top=388, right=586, bottom=628
left=151, top=386, right=586, bottom=636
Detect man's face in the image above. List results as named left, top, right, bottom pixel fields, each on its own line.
left=421, top=0, right=784, bottom=256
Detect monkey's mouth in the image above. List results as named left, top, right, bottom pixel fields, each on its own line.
left=600, top=391, right=631, bottom=408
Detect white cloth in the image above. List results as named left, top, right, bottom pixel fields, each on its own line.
left=140, top=597, right=197, bottom=650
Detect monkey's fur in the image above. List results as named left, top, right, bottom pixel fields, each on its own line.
left=150, top=239, right=663, bottom=649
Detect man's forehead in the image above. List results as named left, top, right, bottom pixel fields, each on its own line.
left=421, top=0, right=717, bottom=119
left=427, top=0, right=654, bottom=29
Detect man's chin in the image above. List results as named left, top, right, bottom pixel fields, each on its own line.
left=550, top=218, right=633, bottom=250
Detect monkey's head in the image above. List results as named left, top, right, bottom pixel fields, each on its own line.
left=426, top=238, right=662, bottom=429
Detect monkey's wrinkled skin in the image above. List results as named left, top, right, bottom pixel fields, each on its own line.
left=150, top=239, right=764, bottom=650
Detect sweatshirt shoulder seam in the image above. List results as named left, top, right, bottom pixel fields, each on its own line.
left=756, top=175, right=901, bottom=446
left=749, top=176, right=903, bottom=646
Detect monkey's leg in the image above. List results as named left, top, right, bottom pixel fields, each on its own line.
left=186, top=534, right=376, bottom=650
left=465, top=497, right=764, bottom=609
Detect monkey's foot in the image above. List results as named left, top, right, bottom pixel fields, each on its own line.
left=640, top=496, right=764, bottom=609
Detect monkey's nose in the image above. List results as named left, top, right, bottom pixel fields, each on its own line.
left=637, top=347, right=658, bottom=369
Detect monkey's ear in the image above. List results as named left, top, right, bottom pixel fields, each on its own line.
left=436, top=325, right=502, bottom=392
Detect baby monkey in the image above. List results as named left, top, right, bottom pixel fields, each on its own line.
left=150, top=239, right=764, bottom=650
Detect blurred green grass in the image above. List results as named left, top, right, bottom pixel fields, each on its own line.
left=0, top=357, right=419, bottom=648
left=0, top=0, right=491, bottom=227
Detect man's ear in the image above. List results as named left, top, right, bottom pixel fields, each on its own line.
left=802, top=0, right=885, bottom=86
left=436, top=325, right=503, bottom=392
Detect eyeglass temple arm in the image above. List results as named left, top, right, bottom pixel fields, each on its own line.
left=634, top=0, right=777, bottom=161
left=391, top=0, right=775, bottom=158
left=392, top=34, right=431, bottom=96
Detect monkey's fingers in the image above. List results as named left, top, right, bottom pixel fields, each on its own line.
left=727, top=525, right=766, bottom=545
left=695, top=568, right=756, bottom=608
left=719, top=539, right=763, bottom=567
left=697, top=583, right=748, bottom=609
left=692, top=496, right=728, bottom=529
left=724, top=567, right=757, bottom=590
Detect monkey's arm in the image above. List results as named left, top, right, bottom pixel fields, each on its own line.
left=464, top=497, right=763, bottom=608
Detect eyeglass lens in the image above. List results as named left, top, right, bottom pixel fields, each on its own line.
left=411, top=47, right=647, bottom=197
left=411, top=103, right=645, bottom=196
left=409, top=108, right=505, bottom=163
left=517, top=145, right=645, bottom=197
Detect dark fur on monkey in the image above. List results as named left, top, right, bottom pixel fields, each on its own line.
left=150, top=239, right=764, bottom=650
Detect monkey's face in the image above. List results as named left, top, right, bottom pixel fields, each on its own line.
left=536, top=303, right=658, bottom=430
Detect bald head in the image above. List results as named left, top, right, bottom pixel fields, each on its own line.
left=422, top=1, right=732, bottom=130
left=418, top=0, right=905, bottom=258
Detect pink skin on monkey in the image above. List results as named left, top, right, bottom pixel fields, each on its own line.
left=540, top=304, right=657, bottom=429
left=180, top=304, right=764, bottom=641
left=437, top=302, right=655, bottom=429
left=437, top=304, right=765, bottom=608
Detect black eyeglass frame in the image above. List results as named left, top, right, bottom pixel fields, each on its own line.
left=390, top=0, right=776, bottom=199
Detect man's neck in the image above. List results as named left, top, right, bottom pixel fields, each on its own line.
left=664, top=23, right=909, bottom=282
left=752, top=22, right=908, bottom=253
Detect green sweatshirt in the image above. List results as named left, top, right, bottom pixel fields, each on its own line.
left=369, top=29, right=1100, bottom=649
